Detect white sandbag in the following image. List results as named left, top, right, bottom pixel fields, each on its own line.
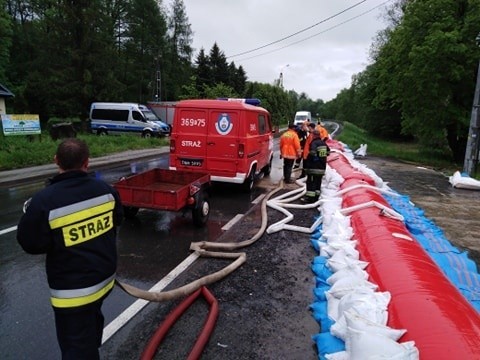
left=336, top=290, right=390, bottom=326
left=331, top=302, right=388, bottom=342
left=325, top=351, right=349, bottom=360
left=328, top=277, right=378, bottom=299
left=326, top=291, right=341, bottom=321
left=332, top=246, right=360, bottom=261
left=344, top=310, right=406, bottom=341
left=321, top=225, right=354, bottom=243
left=327, top=251, right=368, bottom=272
left=320, top=240, right=358, bottom=258
left=327, top=264, right=368, bottom=285
left=449, top=171, right=480, bottom=190
left=345, top=328, right=419, bottom=359
left=354, top=144, right=367, bottom=157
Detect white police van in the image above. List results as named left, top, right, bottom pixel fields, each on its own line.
left=90, top=102, right=171, bottom=138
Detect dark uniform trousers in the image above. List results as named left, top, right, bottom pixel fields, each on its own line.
left=54, top=293, right=110, bottom=360
left=305, top=169, right=324, bottom=201
left=283, top=158, right=296, bottom=182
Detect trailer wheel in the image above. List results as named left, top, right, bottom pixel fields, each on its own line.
left=192, top=194, right=210, bottom=227
left=123, top=206, right=139, bottom=219
left=97, top=129, right=108, bottom=136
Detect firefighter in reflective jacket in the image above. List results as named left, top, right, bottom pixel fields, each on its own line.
left=17, top=138, right=124, bottom=359
left=280, top=123, right=302, bottom=183
left=316, top=122, right=329, bottom=141
left=301, top=129, right=330, bottom=203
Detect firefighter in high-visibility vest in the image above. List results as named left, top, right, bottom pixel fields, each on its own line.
left=280, top=123, right=302, bottom=183
left=301, top=129, right=330, bottom=203
left=316, top=121, right=329, bottom=141
left=17, top=138, right=124, bottom=359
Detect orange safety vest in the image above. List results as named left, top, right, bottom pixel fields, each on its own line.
left=316, top=125, right=329, bottom=140
left=280, top=129, right=301, bottom=159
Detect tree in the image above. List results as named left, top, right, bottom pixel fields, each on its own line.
left=165, top=0, right=193, bottom=100
left=373, top=0, right=480, bottom=161
left=121, top=0, right=168, bottom=103
left=0, top=0, right=12, bottom=83
left=194, top=48, right=210, bottom=96
left=208, top=42, right=229, bottom=86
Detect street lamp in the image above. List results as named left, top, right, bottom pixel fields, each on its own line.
left=463, top=33, right=480, bottom=176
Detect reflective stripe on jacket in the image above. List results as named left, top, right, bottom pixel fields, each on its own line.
left=280, top=129, right=301, bottom=159
left=49, top=194, right=116, bottom=247
left=50, top=274, right=115, bottom=308
left=304, top=137, right=330, bottom=171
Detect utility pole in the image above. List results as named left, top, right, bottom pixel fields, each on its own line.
left=279, top=64, right=289, bottom=89
left=154, top=56, right=161, bottom=102
left=463, top=33, right=480, bottom=176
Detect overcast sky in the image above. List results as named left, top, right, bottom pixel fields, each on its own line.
left=181, top=0, right=391, bottom=101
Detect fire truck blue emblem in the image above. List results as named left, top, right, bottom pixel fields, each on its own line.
left=215, top=113, right=233, bottom=135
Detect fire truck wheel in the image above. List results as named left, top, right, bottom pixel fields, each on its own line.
left=192, top=194, right=210, bottom=227
left=263, top=156, right=273, bottom=176
left=241, top=168, right=255, bottom=192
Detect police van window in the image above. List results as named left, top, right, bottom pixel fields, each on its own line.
left=92, top=109, right=128, bottom=121
left=258, top=115, right=266, bottom=134
left=132, top=111, right=145, bottom=121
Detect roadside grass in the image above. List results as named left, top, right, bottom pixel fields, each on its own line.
left=0, top=122, right=468, bottom=176
left=0, top=133, right=168, bottom=171
left=336, top=121, right=460, bottom=174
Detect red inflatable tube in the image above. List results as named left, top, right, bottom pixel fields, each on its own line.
left=140, top=286, right=219, bottom=360
left=328, top=150, right=480, bottom=359
left=330, top=154, right=376, bottom=186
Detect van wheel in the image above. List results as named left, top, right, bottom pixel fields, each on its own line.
left=192, top=193, right=210, bottom=227
left=97, top=129, right=108, bottom=136
left=142, top=131, right=153, bottom=138
left=241, top=168, right=255, bottom=192
left=123, top=206, right=139, bottom=219
left=263, top=156, right=273, bottom=176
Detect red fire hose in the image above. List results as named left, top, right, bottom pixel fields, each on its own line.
left=140, top=286, right=219, bottom=360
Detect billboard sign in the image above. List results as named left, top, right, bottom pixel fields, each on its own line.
left=1, top=114, right=41, bottom=136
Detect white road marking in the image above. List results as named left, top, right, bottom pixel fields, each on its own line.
left=221, top=214, right=244, bottom=231
left=0, top=226, right=17, bottom=236
left=102, top=251, right=200, bottom=344
left=251, top=194, right=265, bottom=205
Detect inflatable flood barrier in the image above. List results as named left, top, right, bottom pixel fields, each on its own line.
left=313, top=142, right=480, bottom=359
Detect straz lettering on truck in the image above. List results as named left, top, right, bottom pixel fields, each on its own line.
left=181, top=140, right=202, bottom=148
left=180, top=118, right=206, bottom=127
left=62, top=212, right=113, bottom=246
left=215, top=113, right=233, bottom=135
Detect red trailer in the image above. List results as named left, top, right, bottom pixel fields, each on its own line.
left=113, top=168, right=211, bottom=227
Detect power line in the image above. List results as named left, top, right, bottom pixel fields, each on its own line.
left=235, top=0, right=392, bottom=63
left=227, top=0, right=368, bottom=59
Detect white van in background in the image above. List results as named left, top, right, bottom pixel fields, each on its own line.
left=293, top=111, right=312, bottom=126
left=89, top=102, right=171, bottom=138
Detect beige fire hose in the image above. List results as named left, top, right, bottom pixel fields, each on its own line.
left=117, top=179, right=290, bottom=302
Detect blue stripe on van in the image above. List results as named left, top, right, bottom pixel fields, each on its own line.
left=91, top=123, right=161, bottom=133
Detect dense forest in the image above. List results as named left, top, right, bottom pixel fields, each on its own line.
left=1, top=0, right=480, bottom=163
